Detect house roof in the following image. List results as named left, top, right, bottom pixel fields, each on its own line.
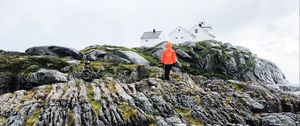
left=189, top=25, right=216, bottom=38
left=168, top=26, right=197, bottom=38
left=140, top=31, right=162, bottom=39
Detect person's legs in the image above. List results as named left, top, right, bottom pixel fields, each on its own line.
left=164, top=65, right=172, bottom=80
left=164, top=65, right=168, bottom=80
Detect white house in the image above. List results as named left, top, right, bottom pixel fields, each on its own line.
left=168, top=26, right=197, bottom=44
left=189, top=23, right=215, bottom=41
left=140, top=29, right=166, bottom=47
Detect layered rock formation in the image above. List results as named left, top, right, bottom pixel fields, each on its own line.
left=0, top=40, right=299, bottom=126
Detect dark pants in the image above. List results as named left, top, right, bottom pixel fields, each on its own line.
left=164, top=64, right=172, bottom=80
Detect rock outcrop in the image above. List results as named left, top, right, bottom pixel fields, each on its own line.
left=117, top=51, right=150, bottom=65
left=0, top=40, right=298, bottom=126
left=26, top=69, right=68, bottom=85
left=0, top=73, right=299, bottom=126
left=25, top=46, right=84, bottom=60
left=142, top=40, right=288, bottom=84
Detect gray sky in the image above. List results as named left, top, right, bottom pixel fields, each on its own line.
left=0, top=0, right=299, bottom=84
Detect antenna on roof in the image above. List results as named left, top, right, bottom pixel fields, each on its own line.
left=198, top=21, right=213, bottom=30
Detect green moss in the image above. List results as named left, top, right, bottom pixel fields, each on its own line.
left=66, top=109, right=74, bottom=126
left=116, top=64, right=137, bottom=73
left=193, top=96, right=201, bottom=105
left=175, top=108, right=203, bottom=126
left=81, top=45, right=134, bottom=55
left=106, top=81, right=116, bottom=92
left=25, top=107, right=40, bottom=126
left=144, top=112, right=155, bottom=122
left=160, top=82, right=170, bottom=90
left=119, top=102, right=139, bottom=122
left=196, top=48, right=211, bottom=59
left=245, top=57, right=256, bottom=68
left=160, top=94, right=168, bottom=101
left=283, top=95, right=292, bottom=104
left=177, top=45, right=191, bottom=53
left=0, top=54, right=69, bottom=76
left=90, top=61, right=103, bottom=71
left=0, top=116, right=6, bottom=125
left=225, top=113, right=233, bottom=122
left=202, top=72, right=228, bottom=80
left=86, top=84, right=101, bottom=116
left=229, top=83, right=243, bottom=92
left=39, top=85, right=52, bottom=107
left=170, top=73, right=181, bottom=82
left=75, top=81, right=81, bottom=91
left=70, top=62, right=84, bottom=72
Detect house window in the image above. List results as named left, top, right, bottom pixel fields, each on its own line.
left=195, top=29, right=198, bottom=33
left=181, top=37, right=184, bottom=39
left=145, top=40, right=148, bottom=42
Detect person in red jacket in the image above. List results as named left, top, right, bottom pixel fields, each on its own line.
left=161, top=41, right=177, bottom=81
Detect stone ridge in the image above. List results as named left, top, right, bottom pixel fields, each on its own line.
left=0, top=73, right=299, bottom=126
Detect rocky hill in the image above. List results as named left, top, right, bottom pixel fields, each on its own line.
left=0, top=40, right=299, bottom=126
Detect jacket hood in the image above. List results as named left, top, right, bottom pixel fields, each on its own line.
left=165, top=42, right=172, bottom=49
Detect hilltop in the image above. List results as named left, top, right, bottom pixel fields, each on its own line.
left=0, top=40, right=299, bottom=126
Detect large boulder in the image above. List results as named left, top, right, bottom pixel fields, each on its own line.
left=175, top=49, right=191, bottom=60
left=118, top=51, right=150, bottom=65
left=25, top=46, right=84, bottom=60
left=86, top=50, right=107, bottom=61
left=26, top=69, right=68, bottom=85
left=254, top=58, right=289, bottom=84
left=103, top=54, right=131, bottom=64
left=0, top=72, right=13, bottom=94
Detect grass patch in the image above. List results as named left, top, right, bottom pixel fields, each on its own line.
left=193, top=96, right=201, bottom=105
left=90, top=61, right=103, bottom=71
left=177, top=45, right=191, bottom=53
left=0, top=54, right=69, bottom=75
left=75, top=81, right=81, bottom=91
left=145, top=112, right=155, bottom=122
left=119, top=102, right=139, bottom=122
left=86, top=84, right=101, bottom=116
left=106, top=80, right=116, bottom=92
left=229, top=83, right=243, bottom=92
left=0, top=116, right=6, bottom=125
left=67, top=109, right=75, bottom=126
left=175, top=108, right=204, bottom=126
left=25, top=107, right=41, bottom=126
left=70, top=62, right=84, bottom=72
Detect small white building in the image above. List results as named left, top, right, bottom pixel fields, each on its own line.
left=168, top=22, right=215, bottom=44
left=189, top=23, right=215, bottom=41
left=168, top=26, right=197, bottom=44
left=140, top=29, right=166, bottom=47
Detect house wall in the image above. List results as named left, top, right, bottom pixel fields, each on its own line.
left=140, top=38, right=162, bottom=47
left=168, top=27, right=195, bottom=44
left=189, top=26, right=214, bottom=41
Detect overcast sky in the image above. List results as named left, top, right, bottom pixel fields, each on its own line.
left=0, top=0, right=299, bottom=84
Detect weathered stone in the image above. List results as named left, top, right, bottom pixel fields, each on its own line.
left=103, top=54, right=131, bottom=64
left=119, top=51, right=150, bottom=65
left=26, top=69, right=67, bottom=85
left=86, top=50, right=107, bottom=61
left=25, top=46, right=84, bottom=60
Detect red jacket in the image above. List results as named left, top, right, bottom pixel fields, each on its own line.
left=161, top=42, right=176, bottom=65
